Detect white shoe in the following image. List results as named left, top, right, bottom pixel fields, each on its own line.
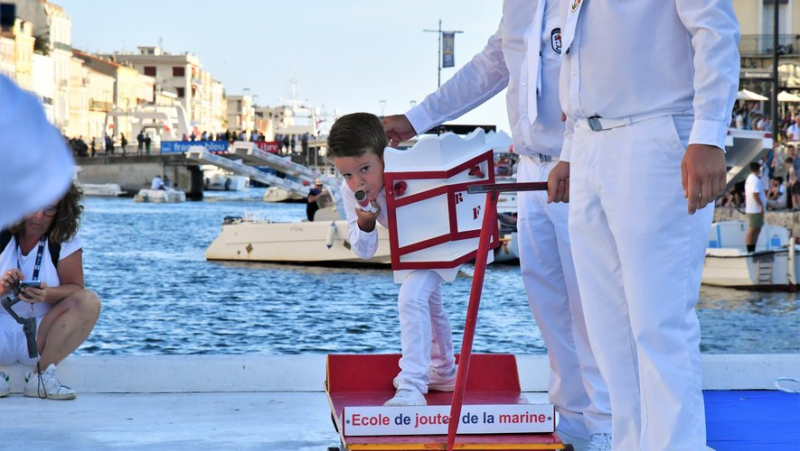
left=384, top=388, right=426, bottom=406
left=428, top=366, right=457, bottom=391
left=556, top=428, right=590, bottom=451
left=585, top=433, right=612, bottom=451
left=24, top=364, right=77, bottom=400
left=0, top=371, right=9, bottom=397
left=392, top=366, right=458, bottom=392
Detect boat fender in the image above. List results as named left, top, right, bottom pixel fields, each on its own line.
left=224, top=178, right=232, bottom=190
left=326, top=221, right=336, bottom=249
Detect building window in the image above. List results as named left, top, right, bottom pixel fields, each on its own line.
left=144, top=66, right=156, bottom=76
left=173, top=66, right=185, bottom=77
left=177, top=87, right=185, bottom=98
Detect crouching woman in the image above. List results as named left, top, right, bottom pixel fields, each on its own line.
left=0, top=183, right=101, bottom=400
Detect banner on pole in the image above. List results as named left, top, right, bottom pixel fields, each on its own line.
left=442, top=32, right=455, bottom=68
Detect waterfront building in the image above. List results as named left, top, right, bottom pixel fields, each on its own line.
left=66, top=54, right=87, bottom=138
left=227, top=94, right=255, bottom=137
left=31, top=53, right=55, bottom=123
left=110, top=46, right=225, bottom=135
left=0, top=19, right=34, bottom=91
left=734, top=0, right=800, bottom=94
left=254, top=105, right=276, bottom=141
left=73, top=50, right=154, bottom=141
left=0, top=31, right=14, bottom=80
left=85, top=66, right=114, bottom=144
left=42, top=1, right=73, bottom=132
left=211, top=78, right=227, bottom=134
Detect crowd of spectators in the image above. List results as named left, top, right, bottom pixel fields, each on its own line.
left=717, top=142, right=800, bottom=212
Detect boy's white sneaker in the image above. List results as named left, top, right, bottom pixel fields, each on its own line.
left=428, top=366, right=458, bottom=391
left=585, top=433, right=612, bottom=451
left=384, top=388, right=427, bottom=406
left=24, top=364, right=77, bottom=400
left=0, top=371, right=9, bottom=397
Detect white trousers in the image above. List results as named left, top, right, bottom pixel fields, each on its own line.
left=396, top=269, right=455, bottom=393
left=517, top=156, right=612, bottom=438
left=569, top=115, right=711, bottom=450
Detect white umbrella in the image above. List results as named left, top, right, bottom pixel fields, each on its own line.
left=778, top=91, right=800, bottom=102
left=737, top=89, right=769, bottom=101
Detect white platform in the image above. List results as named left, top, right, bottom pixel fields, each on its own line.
left=1, top=355, right=795, bottom=450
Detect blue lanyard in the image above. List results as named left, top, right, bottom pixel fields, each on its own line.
left=16, top=236, right=47, bottom=282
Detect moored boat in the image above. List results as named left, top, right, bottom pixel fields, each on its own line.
left=80, top=183, right=125, bottom=197
left=205, top=210, right=391, bottom=266
left=702, top=220, right=799, bottom=290
left=133, top=188, right=187, bottom=203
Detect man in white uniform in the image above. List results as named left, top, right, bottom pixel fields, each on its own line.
left=0, top=75, right=73, bottom=229
left=383, top=1, right=611, bottom=449
left=548, top=0, right=739, bottom=449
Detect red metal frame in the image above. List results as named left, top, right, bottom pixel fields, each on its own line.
left=384, top=150, right=498, bottom=270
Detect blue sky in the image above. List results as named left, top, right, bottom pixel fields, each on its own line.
left=59, top=0, right=508, bottom=131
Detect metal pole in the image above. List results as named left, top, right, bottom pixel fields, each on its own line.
left=424, top=21, right=462, bottom=89
left=437, top=19, right=442, bottom=87
left=446, top=189, right=498, bottom=451
left=772, top=0, right=779, bottom=141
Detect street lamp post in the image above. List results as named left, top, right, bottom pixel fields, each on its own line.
left=772, top=1, right=779, bottom=142
left=424, top=19, right=463, bottom=88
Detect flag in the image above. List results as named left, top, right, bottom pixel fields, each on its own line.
left=442, top=32, right=455, bottom=68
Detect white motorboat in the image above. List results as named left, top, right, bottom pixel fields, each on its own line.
left=202, top=166, right=249, bottom=191
left=205, top=208, right=391, bottom=266
left=263, top=186, right=305, bottom=203
left=133, top=189, right=187, bottom=203
left=702, top=220, right=800, bottom=290
left=80, top=183, right=125, bottom=197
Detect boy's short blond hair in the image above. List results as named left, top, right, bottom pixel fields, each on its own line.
left=327, top=112, right=388, bottom=159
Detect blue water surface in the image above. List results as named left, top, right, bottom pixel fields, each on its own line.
left=75, top=190, right=800, bottom=356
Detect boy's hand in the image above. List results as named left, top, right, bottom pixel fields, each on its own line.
left=355, top=203, right=380, bottom=232
left=383, top=115, right=417, bottom=147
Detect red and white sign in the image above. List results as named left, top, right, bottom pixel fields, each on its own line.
left=383, top=129, right=501, bottom=270
left=342, top=403, right=555, bottom=436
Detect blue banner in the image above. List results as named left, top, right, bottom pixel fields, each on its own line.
left=161, top=140, right=230, bottom=154
left=442, top=32, right=455, bottom=68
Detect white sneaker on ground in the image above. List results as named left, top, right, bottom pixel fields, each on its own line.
left=585, top=433, right=612, bottom=451
left=556, top=428, right=590, bottom=451
left=24, top=364, right=77, bottom=400
left=428, top=366, right=458, bottom=391
left=0, top=371, right=9, bottom=397
left=384, top=388, right=426, bottom=406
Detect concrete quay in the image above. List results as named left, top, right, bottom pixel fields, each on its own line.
left=0, top=354, right=796, bottom=450
left=714, top=206, right=800, bottom=236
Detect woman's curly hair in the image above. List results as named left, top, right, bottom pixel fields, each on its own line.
left=10, top=183, right=84, bottom=244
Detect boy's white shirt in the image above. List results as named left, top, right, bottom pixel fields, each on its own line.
left=340, top=181, right=460, bottom=284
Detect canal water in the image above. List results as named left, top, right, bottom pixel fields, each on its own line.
left=74, top=189, right=799, bottom=356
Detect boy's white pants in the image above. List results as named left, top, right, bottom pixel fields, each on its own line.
left=516, top=156, right=611, bottom=438
left=395, top=269, right=455, bottom=393
left=568, top=115, right=711, bottom=450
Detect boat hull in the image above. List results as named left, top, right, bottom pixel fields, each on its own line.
left=133, top=189, right=187, bottom=203
left=702, top=249, right=796, bottom=290
left=206, top=220, right=391, bottom=266
left=263, top=186, right=305, bottom=203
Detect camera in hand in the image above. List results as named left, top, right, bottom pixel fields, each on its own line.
left=19, top=280, right=41, bottom=290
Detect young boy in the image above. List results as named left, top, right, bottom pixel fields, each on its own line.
left=327, top=112, right=458, bottom=406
